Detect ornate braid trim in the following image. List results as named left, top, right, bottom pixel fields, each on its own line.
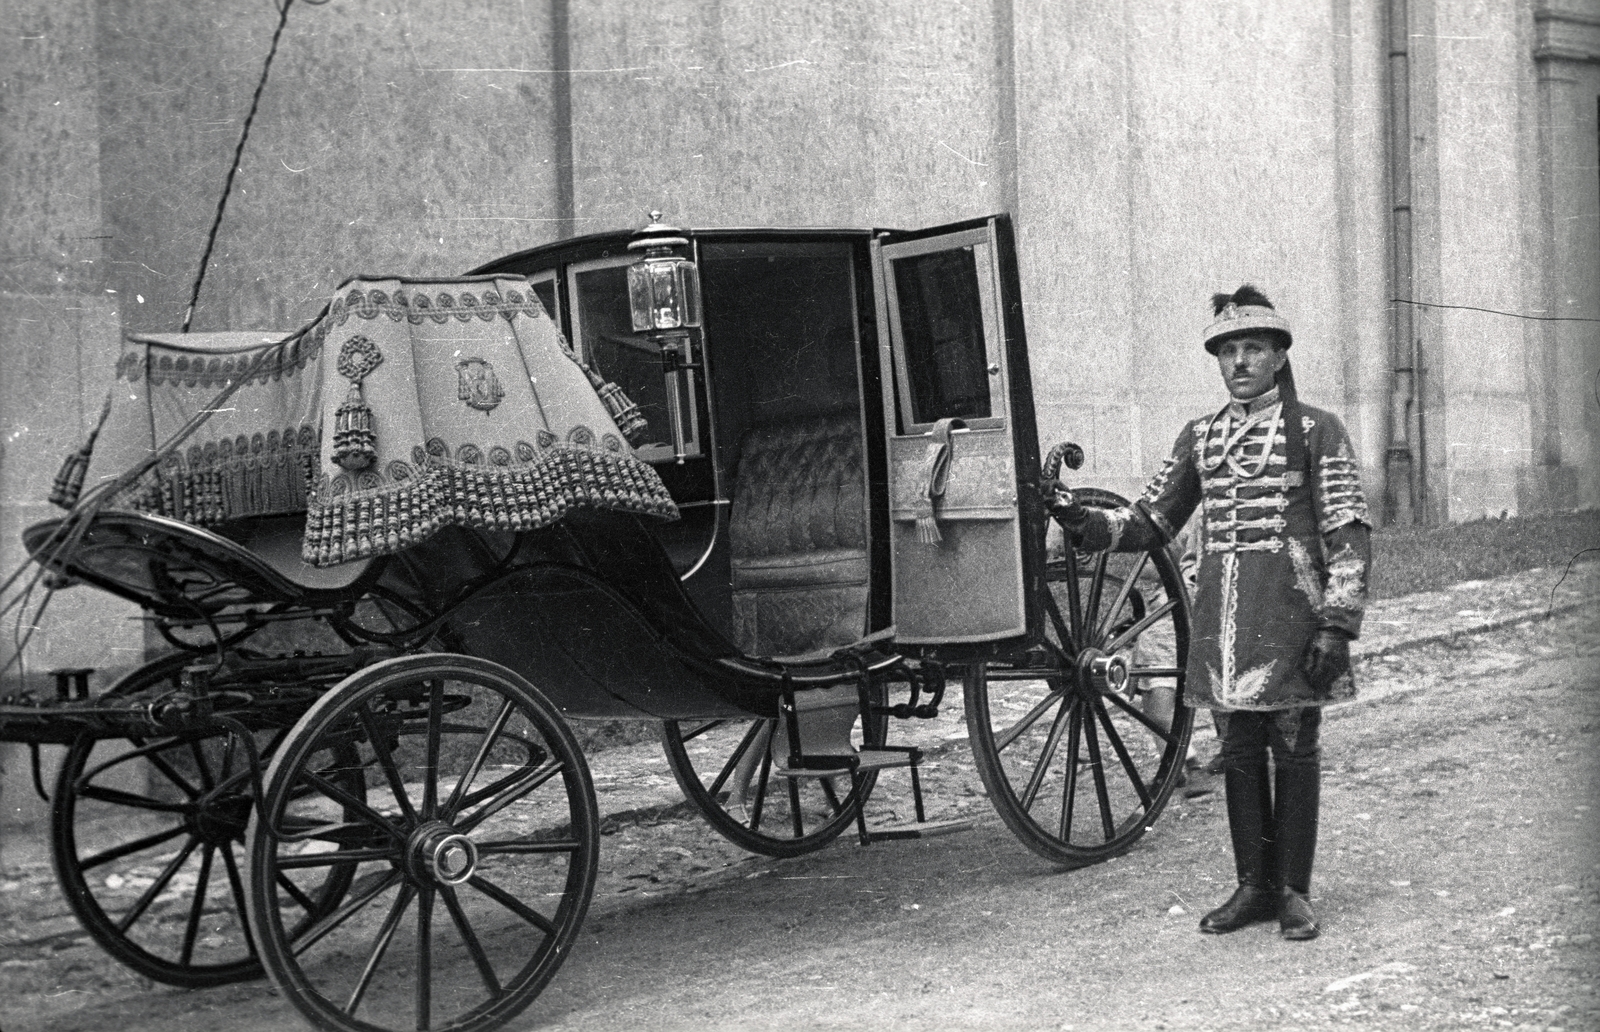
left=1139, top=456, right=1178, bottom=506
left=116, top=425, right=321, bottom=525
left=302, top=445, right=678, bottom=566
left=1318, top=452, right=1370, bottom=533
left=1324, top=542, right=1367, bottom=612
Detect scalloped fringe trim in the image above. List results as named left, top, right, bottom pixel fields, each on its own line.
left=302, top=447, right=678, bottom=566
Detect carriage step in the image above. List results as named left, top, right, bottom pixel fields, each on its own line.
left=773, top=749, right=917, bottom=777
left=863, top=817, right=976, bottom=842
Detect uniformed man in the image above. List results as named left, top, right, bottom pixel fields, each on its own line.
left=1051, top=285, right=1372, bottom=940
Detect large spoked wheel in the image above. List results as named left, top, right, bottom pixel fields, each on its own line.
left=50, top=653, right=359, bottom=987
left=966, top=490, right=1193, bottom=867
left=246, top=654, right=599, bottom=1032
left=661, top=686, right=887, bottom=858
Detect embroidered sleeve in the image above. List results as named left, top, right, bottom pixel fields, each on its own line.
left=1319, top=523, right=1370, bottom=638
left=1069, top=422, right=1201, bottom=553
left=1312, top=415, right=1371, bottom=535
left=1305, top=410, right=1371, bottom=637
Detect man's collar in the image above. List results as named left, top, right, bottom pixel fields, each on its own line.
left=1227, top=385, right=1281, bottom=418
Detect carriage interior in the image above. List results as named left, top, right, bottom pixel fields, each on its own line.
left=556, top=238, right=880, bottom=663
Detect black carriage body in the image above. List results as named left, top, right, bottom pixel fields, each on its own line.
left=18, top=215, right=1053, bottom=726
left=466, top=214, right=1048, bottom=719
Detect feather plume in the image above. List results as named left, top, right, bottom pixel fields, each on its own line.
left=1212, top=284, right=1275, bottom=315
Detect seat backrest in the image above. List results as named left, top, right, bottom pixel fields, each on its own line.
left=728, top=413, right=866, bottom=560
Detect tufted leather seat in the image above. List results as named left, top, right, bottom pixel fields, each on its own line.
left=728, top=413, right=869, bottom=658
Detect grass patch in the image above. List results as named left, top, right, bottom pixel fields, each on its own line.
left=1369, top=508, right=1600, bottom=599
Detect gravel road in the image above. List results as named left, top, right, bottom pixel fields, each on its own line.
left=2, top=567, right=1596, bottom=1032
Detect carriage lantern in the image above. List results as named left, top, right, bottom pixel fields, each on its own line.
left=627, top=212, right=703, bottom=461
left=627, top=211, right=702, bottom=334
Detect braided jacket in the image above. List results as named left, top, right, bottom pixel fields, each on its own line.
left=1073, top=388, right=1371, bottom=710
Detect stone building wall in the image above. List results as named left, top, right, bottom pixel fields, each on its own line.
left=0, top=0, right=1594, bottom=831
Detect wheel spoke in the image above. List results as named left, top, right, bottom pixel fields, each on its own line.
left=749, top=748, right=774, bottom=831
left=994, top=687, right=1066, bottom=754
left=358, top=706, right=418, bottom=824
left=787, top=777, right=805, bottom=838
left=116, top=836, right=199, bottom=933
left=219, top=843, right=256, bottom=956
left=1092, top=697, right=1155, bottom=811
left=79, top=823, right=187, bottom=870
left=450, top=742, right=550, bottom=815
left=1019, top=697, right=1073, bottom=811
left=1041, top=582, right=1078, bottom=656
left=1095, top=552, right=1148, bottom=643
left=423, top=678, right=444, bottom=819
left=81, top=737, right=199, bottom=799
left=706, top=720, right=767, bottom=798
left=416, top=884, right=434, bottom=1032
left=344, top=884, right=415, bottom=1017
left=1059, top=700, right=1084, bottom=839
left=276, top=818, right=384, bottom=846
left=1103, top=597, right=1179, bottom=655
left=475, top=838, right=583, bottom=855
left=292, top=870, right=404, bottom=957
left=1127, top=666, right=1184, bottom=679
left=275, top=847, right=396, bottom=869
left=439, top=883, right=503, bottom=998
left=1062, top=548, right=1083, bottom=645
left=442, top=698, right=517, bottom=820
left=819, top=777, right=844, bottom=815
left=1099, top=689, right=1180, bottom=744
left=455, top=760, right=563, bottom=834
left=1082, top=551, right=1109, bottom=645
left=298, top=770, right=406, bottom=844
left=467, top=874, right=557, bottom=936
left=220, top=732, right=238, bottom=784
left=276, top=871, right=319, bottom=916
left=178, top=844, right=214, bottom=967
left=76, top=783, right=190, bottom=814
left=1081, top=713, right=1117, bottom=841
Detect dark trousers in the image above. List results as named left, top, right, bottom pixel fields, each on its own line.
left=1216, top=707, right=1322, bottom=895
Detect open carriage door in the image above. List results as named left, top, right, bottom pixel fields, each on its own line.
left=873, top=214, right=1044, bottom=645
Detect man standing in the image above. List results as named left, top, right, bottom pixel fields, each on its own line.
left=1052, top=285, right=1371, bottom=940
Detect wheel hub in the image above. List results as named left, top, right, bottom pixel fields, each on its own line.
left=407, top=822, right=478, bottom=886
left=1075, top=647, right=1129, bottom=695
left=189, top=791, right=254, bottom=846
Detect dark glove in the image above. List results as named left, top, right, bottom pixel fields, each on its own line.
left=1302, top=628, right=1352, bottom=696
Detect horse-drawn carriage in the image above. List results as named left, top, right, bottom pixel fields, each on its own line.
left=1, top=213, right=1191, bottom=1032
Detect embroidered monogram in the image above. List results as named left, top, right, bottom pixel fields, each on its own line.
left=456, top=357, right=505, bottom=412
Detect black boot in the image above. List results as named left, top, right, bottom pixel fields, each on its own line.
left=1275, top=756, right=1321, bottom=940
left=1199, top=757, right=1278, bottom=933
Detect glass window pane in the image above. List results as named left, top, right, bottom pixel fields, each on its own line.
left=531, top=277, right=558, bottom=322
left=571, top=264, right=689, bottom=458
left=892, top=247, right=991, bottom=425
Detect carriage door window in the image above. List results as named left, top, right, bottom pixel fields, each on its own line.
left=874, top=219, right=1027, bottom=644
left=567, top=256, right=701, bottom=463
left=888, top=244, right=1004, bottom=432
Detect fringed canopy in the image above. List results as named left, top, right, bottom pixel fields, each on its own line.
left=73, top=274, right=678, bottom=566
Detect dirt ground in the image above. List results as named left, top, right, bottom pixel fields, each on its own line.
left=1, top=599, right=1597, bottom=1032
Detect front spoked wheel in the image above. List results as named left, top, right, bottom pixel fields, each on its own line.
left=245, top=654, right=599, bottom=1032
left=966, top=491, right=1192, bottom=866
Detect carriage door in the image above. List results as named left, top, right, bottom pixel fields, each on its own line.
left=872, top=216, right=1040, bottom=644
